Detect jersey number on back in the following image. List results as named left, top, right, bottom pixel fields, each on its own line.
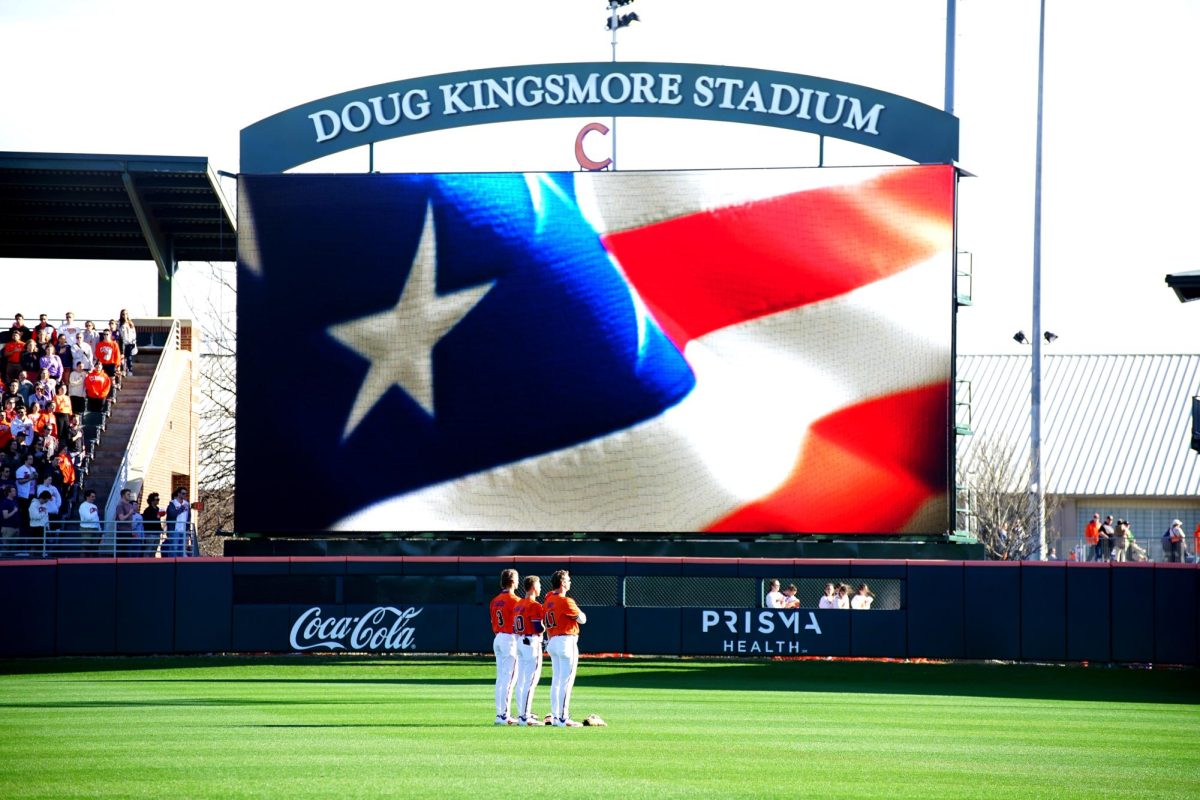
left=494, top=609, right=505, bottom=629
left=514, top=616, right=525, bottom=634
left=545, top=610, right=557, bottom=629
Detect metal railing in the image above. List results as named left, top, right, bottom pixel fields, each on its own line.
left=0, top=520, right=199, bottom=559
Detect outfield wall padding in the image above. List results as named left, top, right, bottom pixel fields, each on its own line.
left=0, top=560, right=56, bottom=657
left=1020, top=562, right=1066, bottom=661
left=1066, top=564, right=1111, bottom=662
left=1110, top=564, right=1155, bottom=663
left=1, top=559, right=1196, bottom=665
left=963, top=563, right=1020, bottom=661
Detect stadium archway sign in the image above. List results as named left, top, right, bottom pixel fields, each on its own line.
left=240, top=62, right=958, bottom=172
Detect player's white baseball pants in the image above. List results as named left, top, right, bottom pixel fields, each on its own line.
left=547, top=633, right=579, bottom=722
left=493, top=632, right=518, bottom=719
left=514, top=634, right=543, bottom=721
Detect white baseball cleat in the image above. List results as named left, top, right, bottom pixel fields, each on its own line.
left=494, top=716, right=516, bottom=726
left=562, top=718, right=583, bottom=727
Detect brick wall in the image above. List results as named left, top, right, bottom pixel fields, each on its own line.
left=140, top=354, right=196, bottom=509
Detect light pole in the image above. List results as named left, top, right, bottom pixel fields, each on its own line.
left=605, top=1, right=639, bottom=170
left=1030, top=0, right=1048, bottom=560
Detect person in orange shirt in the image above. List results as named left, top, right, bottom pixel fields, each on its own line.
left=1193, top=523, right=1200, bottom=557
left=94, top=330, right=121, bottom=391
left=55, top=447, right=75, bottom=494
left=84, top=362, right=111, bottom=413
left=1083, top=513, right=1101, bottom=562
left=3, top=332, right=26, bottom=383
left=489, top=568, right=520, bottom=726
left=512, top=575, right=546, bottom=726
left=544, top=569, right=587, bottom=727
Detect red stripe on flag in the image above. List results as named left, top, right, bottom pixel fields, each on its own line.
left=704, top=383, right=949, bottom=533
left=603, top=166, right=954, bottom=348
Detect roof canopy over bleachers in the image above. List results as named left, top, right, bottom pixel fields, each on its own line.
left=0, top=151, right=236, bottom=315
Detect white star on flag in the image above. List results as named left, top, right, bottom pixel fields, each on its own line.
left=328, top=202, right=494, bottom=439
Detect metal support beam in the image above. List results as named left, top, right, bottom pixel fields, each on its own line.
left=122, top=168, right=177, bottom=315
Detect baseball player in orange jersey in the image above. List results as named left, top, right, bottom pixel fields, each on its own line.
left=544, top=569, right=587, bottom=727
left=512, top=575, right=546, bottom=726
left=489, top=569, right=520, bottom=725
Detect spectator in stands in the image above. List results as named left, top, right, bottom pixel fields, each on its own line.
left=19, top=340, right=41, bottom=385
left=28, top=384, right=53, bottom=414
left=1084, top=513, right=1101, bottom=561
left=851, top=583, right=875, bottom=610
left=2, top=395, right=19, bottom=422
left=6, top=315, right=32, bottom=345
left=781, top=584, right=800, bottom=608
left=1, top=443, right=21, bottom=472
left=118, top=310, right=137, bottom=377
left=68, top=362, right=87, bottom=414
left=94, top=330, right=121, bottom=392
left=115, top=487, right=137, bottom=554
left=142, top=491, right=163, bottom=557
left=59, top=312, right=81, bottom=346
left=1163, top=520, right=1186, bottom=563
left=10, top=407, right=35, bottom=452
left=70, top=332, right=93, bottom=373
left=164, top=487, right=191, bottom=557
left=83, top=362, right=111, bottom=413
left=0, top=485, right=18, bottom=555
left=33, top=314, right=56, bottom=346
left=54, top=446, right=75, bottom=499
left=15, top=452, right=38, bottom=521
left=1193, top=523, right=1200, bottom=559
left=27, top=490, right=52, bottom=552
left=30, top=405, right=55, bottom=444
left=0, top=465, right=14, bottom=497
left=764, top=579, right=785, bottom=608
left=3, top=332, right=26, bottom=383
left=37, top=474, right=61, bottom=521
left=63, top=416, right=82, bottom=453
left=1111, top=520, right=1129, bottom=562
left=81, top=320, right=100, bottom=349
left=1097, top=515, right=1115, bottom=562
left=54, top=334, right=72, bottom=383
left=1126, top=524, right=1148, bottom=562
left=36, top=368, right=57, bottom=397
left=39, top=345, right=62, bottom=384
left=78, top=489, right=101, bottom=554
left=0, top=417, right=9, bottom=452
left=15, top=371, right=34, bottom=406
left=818, top=583, right=838, bottom=609
left=835, top=583, right=851, bottom=609
left=51, top=385, right=71, bottom=444
left=3, top=380, right=24, bottom=410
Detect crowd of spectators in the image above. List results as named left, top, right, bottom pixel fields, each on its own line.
left=0, top=310, right=153, bottom=557
left=764, top=579, right=875, bottom=610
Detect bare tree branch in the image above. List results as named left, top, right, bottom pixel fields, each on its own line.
left=957, top=437, right=1061, bottom=560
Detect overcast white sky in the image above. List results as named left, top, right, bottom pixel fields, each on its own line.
left=2, top=0, right=1197, bottom=354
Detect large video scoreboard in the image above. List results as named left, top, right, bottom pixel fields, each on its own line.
left=236, top=165, right=954, bottom=534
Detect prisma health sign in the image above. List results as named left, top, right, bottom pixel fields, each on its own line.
left=235, top=165, right=953, bottom=534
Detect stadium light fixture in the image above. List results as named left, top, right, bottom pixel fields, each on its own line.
left=1043, top=331, right=1058, bottom=344
left=604, top=0, right=641, bottom=171
left=1013, top=331, right=1030, bottom=345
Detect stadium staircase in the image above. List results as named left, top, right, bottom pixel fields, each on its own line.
left=85, top=351, right=159, bottom=507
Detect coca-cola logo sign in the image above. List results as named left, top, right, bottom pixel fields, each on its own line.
left=290, top=606, right=424, bottom=652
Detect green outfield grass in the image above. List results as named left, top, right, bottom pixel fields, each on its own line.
left=0, top=656, right=1196, bottom=799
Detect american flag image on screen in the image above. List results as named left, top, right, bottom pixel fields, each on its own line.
left=236, top=165, right=953, bottom=534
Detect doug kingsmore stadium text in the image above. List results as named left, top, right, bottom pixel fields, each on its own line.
left=306, top=69, right=886, bottom=144
left=702, top=609, right=824, bottom=655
